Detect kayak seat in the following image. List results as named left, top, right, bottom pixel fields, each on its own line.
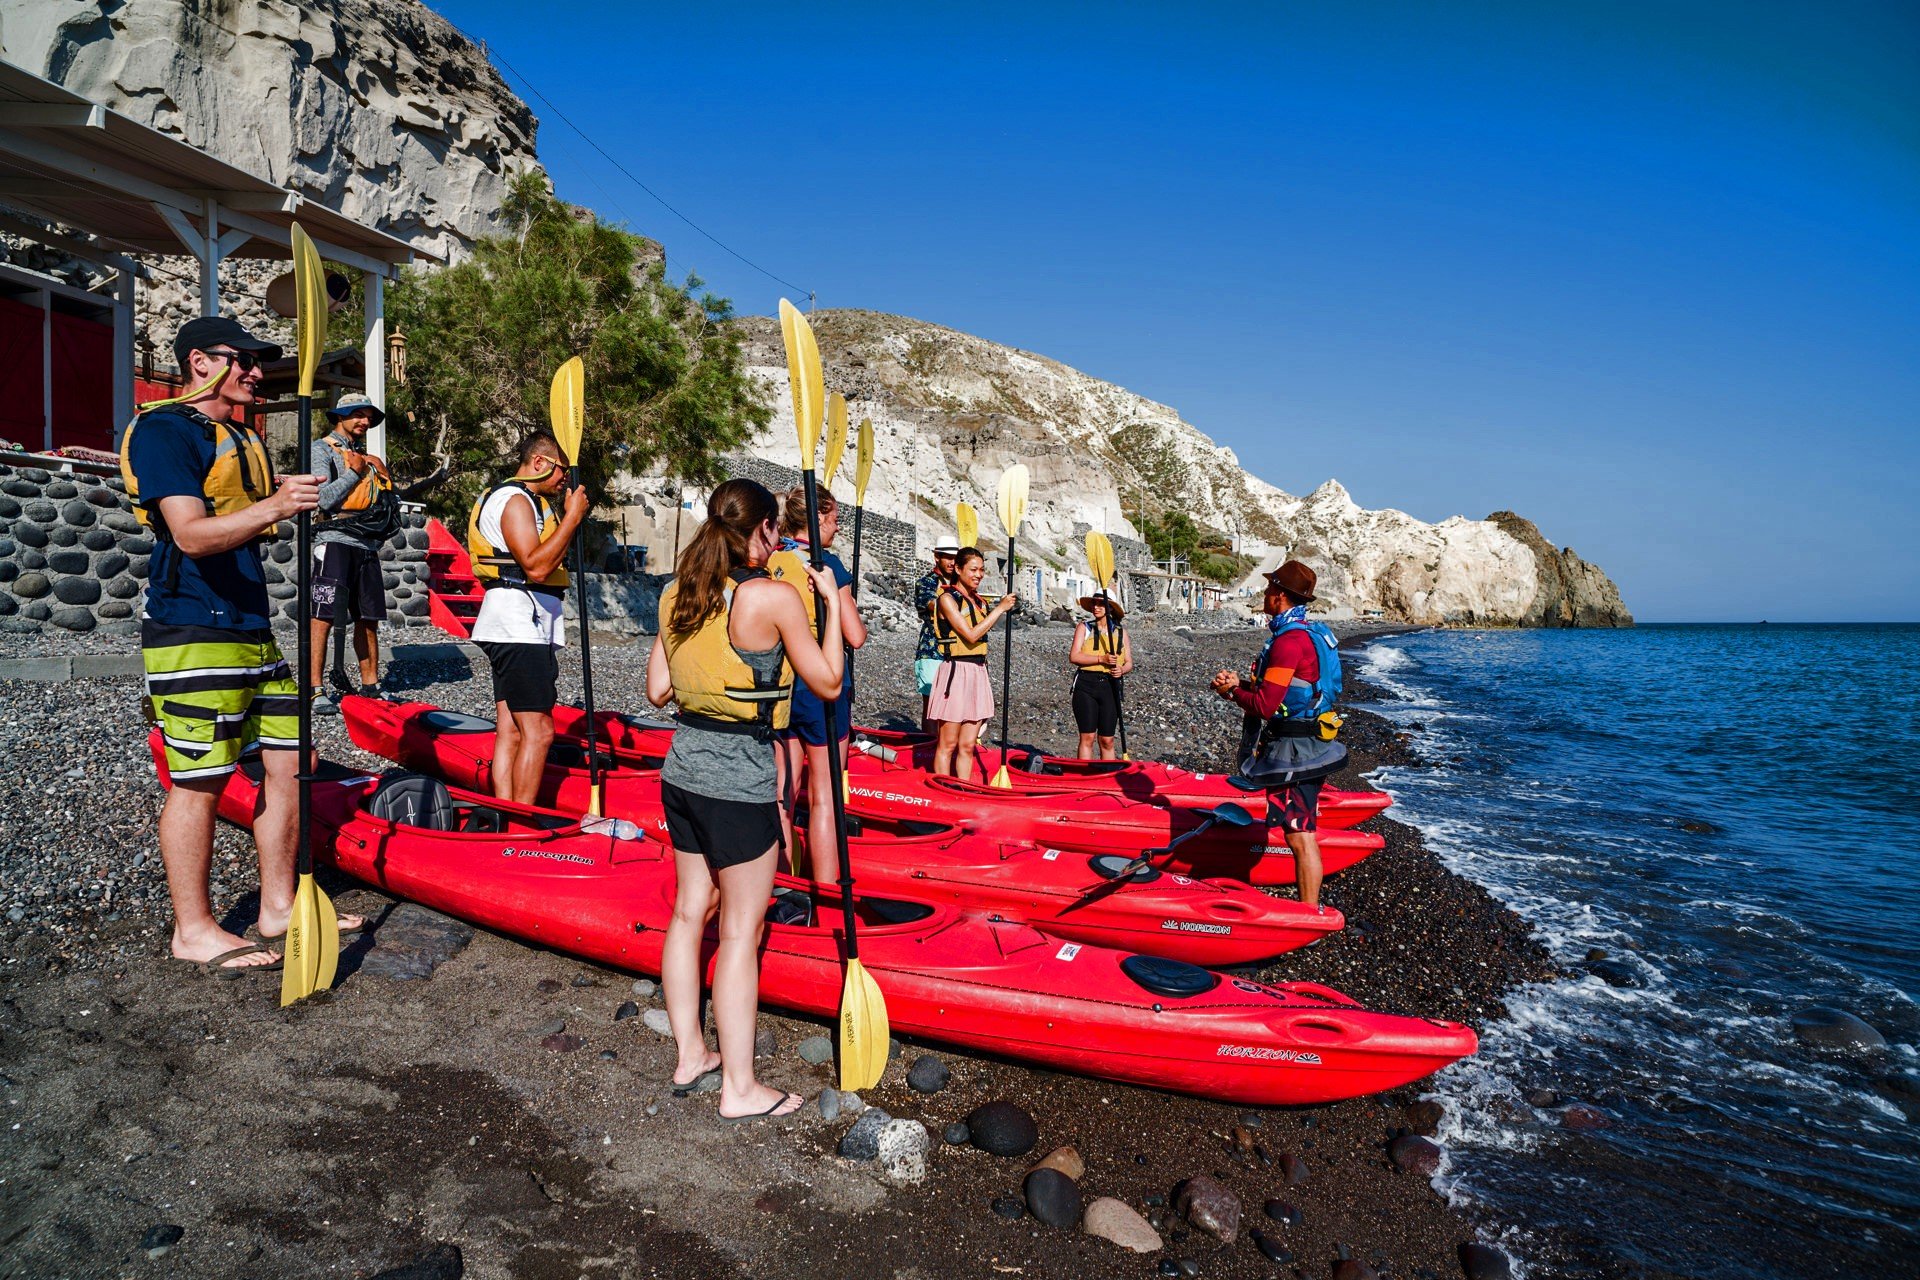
left=458, top=806, right=504, bottom=834
left=1089, top=854, right=1162, bottom=884
left=420, top=709, right=496, bottom=733
left=767, top=889, right=813, bottom=926
left=366, top=771, right=458, bottom=831
left=1119, top=954, right=1220, bottom=999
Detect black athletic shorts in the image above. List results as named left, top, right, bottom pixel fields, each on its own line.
left=1071, top=673, right=1120, bottom=736
left=477, top=640, right=558, bottom=714
left=311, top=542, right=385, bottom=625
left=660, top=780, right=782, bottom=870
left=1269, top=780, right=1323, bottom=835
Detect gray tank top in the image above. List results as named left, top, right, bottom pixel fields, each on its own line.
left=659, top=634, right=786, bottom=804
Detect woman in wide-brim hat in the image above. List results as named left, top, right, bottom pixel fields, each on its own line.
left=1068, top=591, right=1132, bottom=760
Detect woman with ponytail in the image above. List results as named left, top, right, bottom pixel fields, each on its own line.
left=644, top=478, right=843, bottom=1120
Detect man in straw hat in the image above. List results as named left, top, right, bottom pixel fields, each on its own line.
left=1068, top=589, right=1132, bottom=759
left=1209, top=560, right=1345, bottom=910
left=307, top=393, right=399, bottom=710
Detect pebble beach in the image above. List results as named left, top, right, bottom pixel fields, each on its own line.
left=0, top=617, right=1556, bottom=1280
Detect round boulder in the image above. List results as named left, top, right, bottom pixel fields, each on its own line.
left=48, top=525, right=78, bottom=547
left=1022, top=1167, right=1082, bottom=1229
left=60, top=500, right=96, bottom=527
left=267, top=582, right=297, bottom=600
left=21, top=601, right=51, bottom=621
left=84, top=486, right=119, bottom=507
left=270, top=541, right=293, bottom=563
left=1791, top=1007, right=1886, bottom=1053
left=907, top=1055, right=950, bottom=1094
left=1175, top=1174, right=1242, bottom=1243
left=49, top=606, right=94, bottom=631
left=13, top=522, right=47, bottom=548
left=1, top=477, right=39, bottom=498
left=0, top=561, right=13, bottom=584
left=128, top=555, right=148, bottom=579
left=47, top=549, right=90, bottom=576
left=103, top=510, right=141, bottom=534
left=44, top=479, right=78, bottom=500
left=82, top=528, right=117, bottom=552
left=17, top=548, right=45, bottom=570
left=964, top=1100, right=1038, bottom=1157
left=123, top=534, right=153, bottom=555
left=407, top=528, right=431, bottom=550
left=96, top=551, right=129, bottom=579
left=13, top=571, right=50, bottom=599
left=23, top=500, right=57, bottom=523
left=399, top=596, right=428, bottom=617
left=53, top=577, right=101, bottom=606
left=98, top=601, right=134, bottom=620
left=0, top=495, right=18, bottom=517
left=0, top=595, right=14, bottom=616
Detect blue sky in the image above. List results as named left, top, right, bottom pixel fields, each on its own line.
left=434, top=1, right=1918, bottom=621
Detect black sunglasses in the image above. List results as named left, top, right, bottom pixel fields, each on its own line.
left=201, top=347, right=263, bottom=372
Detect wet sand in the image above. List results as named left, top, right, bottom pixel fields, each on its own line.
left=0, top=620, right=1553, bottom=1279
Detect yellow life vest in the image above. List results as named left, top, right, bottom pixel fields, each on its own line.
left=1081, top=619, right=1125, bottom=678
left=466, top=478, right=571, bottom=596
left=935, top=585, right=990, bottom=660
left=319, top=435, right=392, bottom=512
left=659, top=568, right=793, bottom=734
left=118, top=404, right=276, bottom=537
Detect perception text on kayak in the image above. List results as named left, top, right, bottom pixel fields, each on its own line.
left=500, top=847, right=597, bottom=866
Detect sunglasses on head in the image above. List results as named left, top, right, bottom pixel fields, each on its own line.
left=201, top=347, right=263, bottom=372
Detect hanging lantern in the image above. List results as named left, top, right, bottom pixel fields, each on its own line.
left=388, top=329, right=408, bottom=386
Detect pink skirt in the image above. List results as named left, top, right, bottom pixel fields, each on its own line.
left=926, top=658, right=994, bottom=723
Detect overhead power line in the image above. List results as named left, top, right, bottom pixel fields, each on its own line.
left=488, top=51, right=814, bottom=299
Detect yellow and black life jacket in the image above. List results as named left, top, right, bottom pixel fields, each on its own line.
left=934, top=584, right=991, bottom=660
left=118, top=404, right=276, bottom=539
left=316, top=435, right=401, bottom=542
left=765, top=541, right=819, bottom=629
left=467, top=478, right=571, bottom=597
left=659, top=567, right=793, bottom=736
left=1080, top=619, right=1126, bottom=678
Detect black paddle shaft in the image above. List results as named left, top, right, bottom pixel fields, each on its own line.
left=567, top=466, right=602, bottom=801
left=294, top=397, right=314, bottom=879
left=1114, top=667, right=1130, bottom=758
left=850, top=504, right=864, bottom=599
left=998, top=535, right=1017, bottom=758
left=801, top=471, right=861, bottom=963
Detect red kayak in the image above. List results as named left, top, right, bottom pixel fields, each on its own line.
left=341, top=702, right=1382, bottom=890
left=549, top=711, right=1391, bottom=830
left=340, top=697, right=1343, bottom=964
left=149, top=735, right=1475, bottom=1105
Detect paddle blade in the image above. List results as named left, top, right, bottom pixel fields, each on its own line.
left=549, top=356, right=586, bottom=465
left=779, top=299, right=825, bottom=465
left=278, top=872, right=322, bottom=1006
left=996, top=463, right=1030, bottom=537
left=853, top=418, right=875, bottom=504
left=311, top=879, right=341, bottom=992
left=838, top=958, right=891, bottom=1091
left=989, top=763, right=1013, bottom=789
left=823, top=392, right=849, bottom=485
left=290, top=223, right=327, bottom=398
left=1085, top=531, right=1115, bottom=589
left=956, top=502, right=978, bottom=550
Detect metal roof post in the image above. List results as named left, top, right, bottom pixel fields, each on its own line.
left=113, top=264, right=135, bottom=442
left=363, top=271, right=386, bottom=458
left=201, top=196, right=219, bottom=315
left=37, top=286, right=52, bottom=451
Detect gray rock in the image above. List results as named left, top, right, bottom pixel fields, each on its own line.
left=641, top=1008, right=673, bottom=1037
left=1023, top=1167, right=1082, bottom=1228
left=1176, top=1173, right=1241, bottom=1242
left=104, top=574, right=140, bottom=599
left=0, top=477, right=37, bottom=498
left=0, top=595, right=14, bottom=617
left=354, top=904, right=473, bottom=980
left=44, top=480, right=78, bottom=500
left=906, top=1054, right=950, bottom=1093
left=124, top=535, right=153, bottom=555
left=631, top=978, right=657, bottom=997
left=876, top=1117, right=932, bottom=1185
left=817, top=1088, right=842, bottom=1123
left=400, top=595, right=428, bottom=616
left=49, top=607, right=93, bottom=632
left=1083, top=1196, right=1161, bottom=1252
left=755, top=1026, right=777, bottom=1058
left=943, top=1120, right=971, bottom=1145
left=797, top=1034, right=834, bottom=1064
left=991, top=1195, right=1025, bottom=1220
left=23, top=500, right=57, bottom=522
left=98, top=601, right=134, bottom=620
left=837, top=1107, right=894, bottom=1161
left=48, top=525, right=78, bottom=546
left=47, top=549, right=90, bottom=575
left=53, top=576, right=100, bottom=605
left=1388, top=1134, right=1443, bottom=1176
left=964, top=1099, right=1038, bottom=1156
left=103, top=509, right=142, bottom=533
left=95, top=550, right=129, bottom=579
left=840, top=1091, right=865, bottom=1116
left=264, top=564, right=285, bottom=585
left=0, top=615, right=40, bottom=632
left=267, top=582, right=297, bottom=599
left=128, top=555, right=148, bottom=578
left=0, top=495, right=17, bottom=515
left=1791, top=1006, right=1887, bottom=1052
left=1251, top=1228, right=1294, bottom=1264
left=613, top=1001, right=639, bottom=1021
left=408, top=527, right=432, bottom=550
left=13, top=523, right=46, bottom=548
left=19, top=468, right=49, bottom=482
left=529, top=1018, right=567, bottom=1038
left=83, top=486, right=118, bottom=507
left=1459, top=1243, right=1513, bottom=1280
left=0, top=561, right=14, bottom=583
left=82, top=528, right=117, bottom=552
left=60, top=499, right=96, bottom=527
left=0, top=538, right=10, bottom=558
left=140, top=1224, right=184, bottom=1260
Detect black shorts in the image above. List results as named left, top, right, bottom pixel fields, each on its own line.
left=660, top=780, right=782, bottom=870
left=1270, top=780, right=1323, bottom=834
left=1072, top=673, right=1120, bottom=736
left=477, top=640, right=558, bottom=714
left=311, top=542, right=385, bottom=624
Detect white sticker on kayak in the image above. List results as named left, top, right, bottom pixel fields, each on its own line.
left=1194, top=773, right=1208, bottom=781
left=1056, top=943, right=1081, bottom=961
left=1042, top=848, right=1061, bottom=861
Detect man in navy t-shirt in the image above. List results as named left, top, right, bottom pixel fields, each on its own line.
left=125, top=315, right=358, bottom=973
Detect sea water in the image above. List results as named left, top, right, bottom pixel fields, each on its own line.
left=1359, top=624, right=1919, bottom=1280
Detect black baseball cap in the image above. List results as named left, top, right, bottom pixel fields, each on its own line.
left=173, top=316, right=283, bottom=370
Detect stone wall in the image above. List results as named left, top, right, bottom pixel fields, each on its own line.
left=0, top=460, right=443, bottom=635
left=720, top=455, right=919, bottom=575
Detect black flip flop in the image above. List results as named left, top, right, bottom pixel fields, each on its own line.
left=181, top=943, right=283, bottom=975
left=669, top=1067, right=722, bottom=1098
left=719, top=1091, right=804, bottom=1123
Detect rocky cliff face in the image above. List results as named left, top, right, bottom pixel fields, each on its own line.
left=734, top=310, right=1631, bottom=627
left=1, top=0, right=539, bottom=350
